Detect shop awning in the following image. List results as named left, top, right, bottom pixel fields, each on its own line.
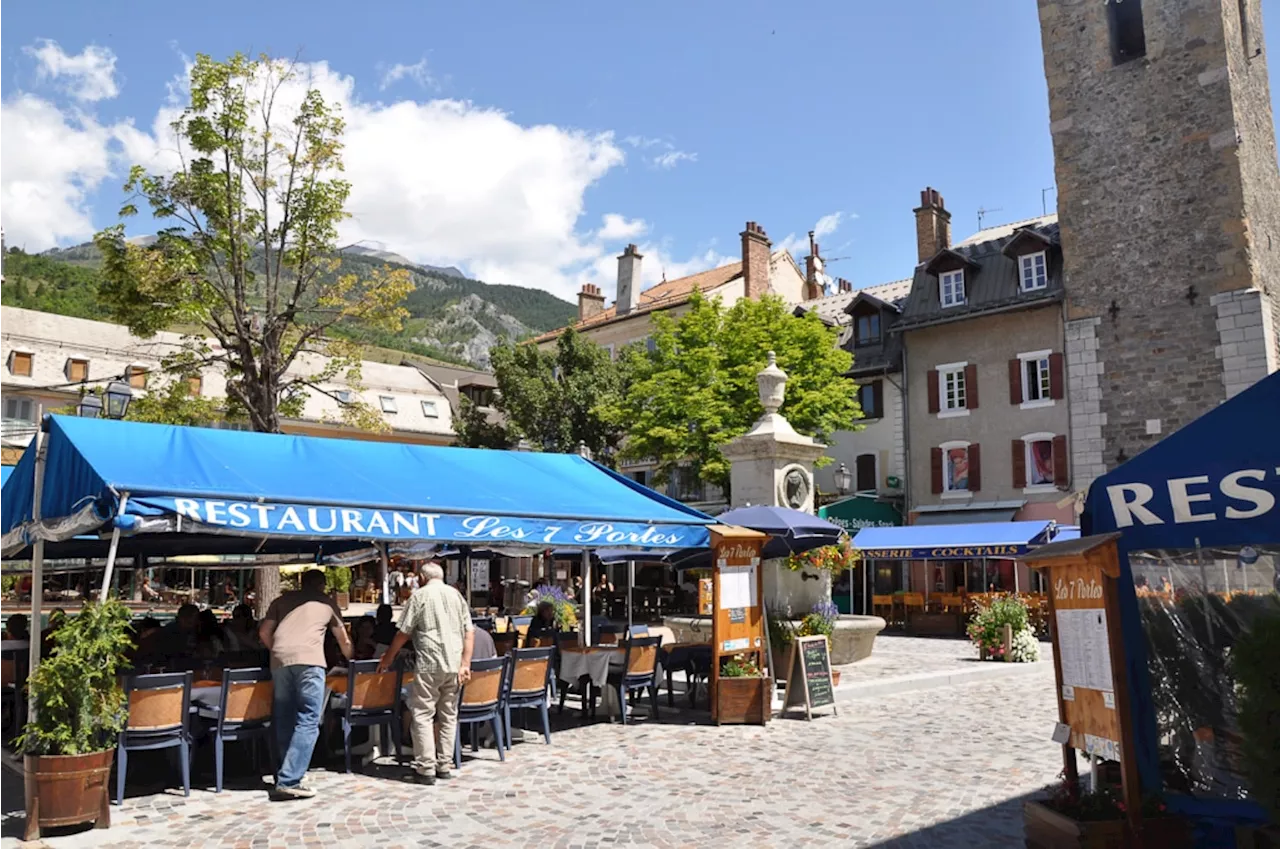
left=2, top=416, right=715, bottom=557
left=818, top=495, right=902, bottom=532
left=1083, top=371, right=1280, bottom=550
left=911, top=499, right=1025, bottom=525
left=851, top=520, right=1056, bottom=560
left=0, top=466, right=12, bottom=487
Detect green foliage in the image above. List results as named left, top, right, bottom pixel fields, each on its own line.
left=324, top=566, right=352, bottom=594
left=95, top=52, right=411, bottom=435
left=767, top=611, right=796, bottom=647
left=457, top=328, right=628, bottom=461
left=452, top=396, right=513, bottom=450
left=797, top=602, right=839, bottom=640
left=604, top=291, right=861, bottom=495
left=720, top=654, right=762, bottom=678
left=0, top=249, right=103, bottom=319
left=18, top=600, right=134, bottom=755
left=1231, top=605, right=1280, bottom=818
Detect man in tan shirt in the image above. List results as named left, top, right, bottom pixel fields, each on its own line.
left=259, top=569, right=352, bottom=800
left=379, top=561, right=474, bottom=784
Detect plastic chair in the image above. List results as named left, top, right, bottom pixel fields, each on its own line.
left=198, top=668, right=274, bottom=793
left=598, top=636, right=662, bottom=725
left=454, top=656, right=508, bottom=768
left=336, top=660, right=403, bottom=773
left=502, top=648, right=554, bottom=749
left=116, top=672, right=193, bottom=805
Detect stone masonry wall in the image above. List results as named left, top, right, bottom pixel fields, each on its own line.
left=1038, top=0, right=1280, bottom=469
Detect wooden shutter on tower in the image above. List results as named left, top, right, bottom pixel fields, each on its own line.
left=1049, top=352, right=1065, bottom=400
left=1009, top=359, right=1023, bottom=405
left=1053, top=435, right=1069, bottom=488
left=968, top=443, right=982, bottom=492
left=927, top=370, right=940, bottom=414
left=1012, top=439, right=1027, bottom=489
left=964, top=364, right=979, bottom=409
left=930, top=447, right=943, bottom=494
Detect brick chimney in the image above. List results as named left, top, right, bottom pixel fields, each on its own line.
left=914, top=187, right=951, bottom=263
left=803, top=231, right=824, bottom=300
left=741, top=221, right=772, bottom=300
left=615, top=244, right=643, bottom=316
left=578, top=283, right=605, bottom=322
left=836, top=278, right=852, bottom=294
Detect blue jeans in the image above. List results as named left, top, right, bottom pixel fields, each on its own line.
left=272, top=665, right=326, bottom=788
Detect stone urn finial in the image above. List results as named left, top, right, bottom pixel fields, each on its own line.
left=757, top=350, right=787, bottom=415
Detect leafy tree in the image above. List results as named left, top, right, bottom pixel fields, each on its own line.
left=455, top=328, right=628, bottom=462
left=93, top=53, right=412, bottom=614
left=606, top=291, right=860, bottom=497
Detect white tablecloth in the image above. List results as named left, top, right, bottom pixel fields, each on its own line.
left=558, top=648, right=621, bottom=687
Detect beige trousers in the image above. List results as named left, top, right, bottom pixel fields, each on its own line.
left=409, top=670, right=460, bottom=775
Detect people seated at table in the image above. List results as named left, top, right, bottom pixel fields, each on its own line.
left=472, top=623, right=497, bottom=660
left=140, top=576, right=162, bottom=602
left=224, top=604, right=261, bottom=651
left=373, top=604, right=397, bottom=646
left=352, top=617, right=379, bottom=661
left=40, top=608, right=67, bottom=657
left=524, top=601, right=559, bottom=647
left=159, top=604, right=200, bottom=657
left=3, top=613, right=29, bottom=642
left=195, top=609, right=227, bottom=659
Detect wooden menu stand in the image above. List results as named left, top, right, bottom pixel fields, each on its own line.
left=708, top=525, right=770, bottom=725
left=1022, top=533, right=1144, bottom=844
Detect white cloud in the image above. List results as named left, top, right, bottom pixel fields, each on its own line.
left=814, top=211, right=843, bottom=239
left=378, top=59, right=439, bottom=92
left=776, top=210, right=850, bottom=258
left=597, top=213, right=648, bottom=241
left=24, top=40, right=119, bottom=102
left=652, top=150, right=697, bottom=170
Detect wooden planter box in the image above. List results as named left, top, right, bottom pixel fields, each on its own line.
left=715, top=676, right=770, bottom=725
left=332, top=591, right=350, bottom=610
left=24, top=750, right=113, bottom=841
left=1023, top=800, right=1191, bottom=849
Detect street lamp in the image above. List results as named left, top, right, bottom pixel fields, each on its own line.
left=834, top=462, right=853, bottom=496
left=75, top=392, right=104, bottom=418
left=513, top=438, right=533, bottom=452
left=103, top=381, right=134, bottom=420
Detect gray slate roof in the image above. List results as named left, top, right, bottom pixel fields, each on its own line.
left=897, top=216, right=1063, bottom=331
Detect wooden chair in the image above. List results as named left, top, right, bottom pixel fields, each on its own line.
left=598, top=635, right=663, bottom=724
left=454, top=656, right=508, bottom=768
left=524, top=634, right=555, bottom=649
left=337, top=660, right=403, bottom=773
left=503, top=648, right=554, bottom=748
left=199, top=668, right=273, bottom=793
left=117, top=672, right=193, bottom=805
left=492, top=631, right=518, bottom=657
left=872, top=594, right=894, bottom=622
left=937, top=593, right=965, bottom=613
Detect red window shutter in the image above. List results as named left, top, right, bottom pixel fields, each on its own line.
left=930, top=447, right=943, bottom=494
left=927, top=369, right=940, bottom=414
left=968, top=443, right=982, bottom=492
left=1049, top=352, right=1065, bottom=400
left=1009, top=358, right=1023, bottom=405
left=1012, top=439, right=1027, bottom=489
left=1053, top=435, right=1069, bottom=487
left=965, top=364, right=979, bottom=409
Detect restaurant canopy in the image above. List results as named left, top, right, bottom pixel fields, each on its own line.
left=851, top=520, right=1058, bottom=560
left=1, top=416, right=716, bottom=558
left=1082, top=370, right=1280, bottom=550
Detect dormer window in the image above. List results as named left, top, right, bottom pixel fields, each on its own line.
left=1020, top=252, right=1048, bottom=291
left=940, top=270, right=966, bottom=308
left=854, top=311, right=881, bottom=347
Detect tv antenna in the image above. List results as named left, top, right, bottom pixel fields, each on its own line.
left=1041, top=187, right=1057, bottom=216
left=976, top=206, right=1003, bottom=230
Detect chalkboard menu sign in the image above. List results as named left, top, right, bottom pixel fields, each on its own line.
left=781, top=635, right=838, bottom=720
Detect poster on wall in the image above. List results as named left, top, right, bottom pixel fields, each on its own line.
left=470, top=558, right=490, bottom=592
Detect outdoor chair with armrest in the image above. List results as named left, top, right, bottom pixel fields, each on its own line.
left=454, top=656, right=508, bottom=768
left=197, top=667, right=274, bottom=793
left=595, top=636, right=662, bottom=725
left=116, top=672, right=193, bottom=805
left=502, top=647, right=555, bottom=749
left=336, top=659, right=403, bottom=773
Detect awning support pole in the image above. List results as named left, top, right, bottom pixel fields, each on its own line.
left=982, top=558, right=988, bottom=592
left=378, top=542, right=390, bottom=605
left=100, top=492, right=130, bottom=601
left=582, top=549, right=592, bottom=647
left=627, top=559, right=635, bottom=635
left=863, top=560, right=869, bottom=615
left=28, top=426, right=48, bottom=721
left=463, top=548, right=472, bottom=613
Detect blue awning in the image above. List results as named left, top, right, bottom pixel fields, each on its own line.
left=2, top=416, right=715, bottom=556
left=851, top=520, right=1057, bottom=560
left=1083, top=371, right=1280, bottom=550
left=0, top=466, right=11, bottom=487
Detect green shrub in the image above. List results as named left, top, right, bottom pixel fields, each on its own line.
left=324, top=566, right=352, bottom=594
left=1233, top=607, right=1280, bottom=820
left=967, top=594, right=1033, bottom=661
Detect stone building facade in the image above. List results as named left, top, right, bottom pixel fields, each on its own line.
left=1038, top=0, right=1280, bottom=485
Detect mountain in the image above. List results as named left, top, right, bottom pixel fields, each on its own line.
left=3, top=242, right=577, bottom=368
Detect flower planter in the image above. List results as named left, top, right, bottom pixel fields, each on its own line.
left=1023, top=800, right=1191, bottom=849
left=331, top=591, right=350, bottom=610
left=24, top=750, right=113, bottom=841
left=715, top=676, right=770, bottom=725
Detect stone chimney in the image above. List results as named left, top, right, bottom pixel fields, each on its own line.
left=615, top=244, right=643, bottom=316
left=578, top=283, right=605, bottom=322
left=741, top=221, right=772, bottom=300
left=914, top=187, right=951, bottom=263
left=803, top=231, right=824, bottom=300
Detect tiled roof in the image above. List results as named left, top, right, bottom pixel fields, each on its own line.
left=955, top=213, right=1058, bottom=247
left=532, top=258, right=750, bottom=343
left=795, top=278, right=914, bottom=327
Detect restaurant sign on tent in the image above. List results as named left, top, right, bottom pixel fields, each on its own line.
left=1, top=416, right=716, bottom=556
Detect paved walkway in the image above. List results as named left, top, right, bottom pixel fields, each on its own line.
left=834, top=635, right=1053, bottom=700
left=6, top=648, right=1063, bottom=849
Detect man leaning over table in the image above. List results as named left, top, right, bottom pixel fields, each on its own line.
left=259, top=569, right=353, bottom=801
left=378, top=561, right=474, bottom=785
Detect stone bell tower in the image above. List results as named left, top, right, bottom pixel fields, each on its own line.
left=1038, top=0, right=1280, bottom=488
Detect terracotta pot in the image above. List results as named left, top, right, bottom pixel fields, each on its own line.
left=715, top=676, right=770, bottom=725
left=24, top=750, right=113, bottom=841
left=1023, top=800, right=1191, bottom=849
left=831, top=669, right=842, bottom=687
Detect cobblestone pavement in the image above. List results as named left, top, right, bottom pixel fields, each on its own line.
left=11, top=660, right=1063, bottom=849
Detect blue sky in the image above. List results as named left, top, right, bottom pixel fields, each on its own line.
left=3, top=0, right=1278, bottom=302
